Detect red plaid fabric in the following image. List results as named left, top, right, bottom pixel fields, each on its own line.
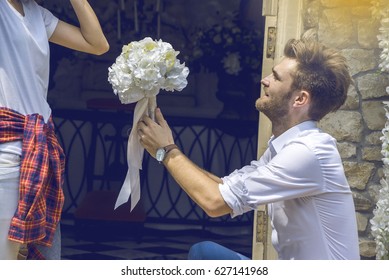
left=0, top=107, right=65, bottom=259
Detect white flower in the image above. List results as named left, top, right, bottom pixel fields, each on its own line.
left=371, top=0, right=389, bottom=260
left=371, top=102, right=389, bottom=260
left=374, top=2, right=389, bottom=73
left=108, top=37, right=189, bottom=104
left=222, top=52, right=242, bottom=75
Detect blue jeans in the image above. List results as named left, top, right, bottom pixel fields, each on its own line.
left=188, top=241, right=250, bottom=260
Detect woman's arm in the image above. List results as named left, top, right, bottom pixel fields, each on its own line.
left=49, top=0, right=109, bottom=55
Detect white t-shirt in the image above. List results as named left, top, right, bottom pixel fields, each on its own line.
left=0, top=0, right=58, bottom=155
left=219, top=121, right=360, bottom=260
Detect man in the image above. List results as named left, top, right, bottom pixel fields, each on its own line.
left=137, top=39, right=360, bottom=260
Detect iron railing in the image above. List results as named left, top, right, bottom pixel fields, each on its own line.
left=53, top=108, right=258, bottom=227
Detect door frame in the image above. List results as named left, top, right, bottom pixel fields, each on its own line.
left=252, top=0, right=304, bottom=260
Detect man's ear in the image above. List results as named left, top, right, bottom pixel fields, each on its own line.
left=293, top=90, right=310, bottom=107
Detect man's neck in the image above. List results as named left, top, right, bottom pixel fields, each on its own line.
left=272, top=117, right=312, bottom=138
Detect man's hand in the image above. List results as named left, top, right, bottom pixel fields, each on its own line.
left=137, top=108, right=231, bottom=217
left=137, top=108, right=175, bottom=158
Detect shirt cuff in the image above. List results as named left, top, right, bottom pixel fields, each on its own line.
left=218, top=182, right=243, bottom=218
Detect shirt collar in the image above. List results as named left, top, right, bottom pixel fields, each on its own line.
left=269, top=120, right=318, bottom=154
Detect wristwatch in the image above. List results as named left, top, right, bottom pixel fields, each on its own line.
left=156, top=144, right=179, bottom=164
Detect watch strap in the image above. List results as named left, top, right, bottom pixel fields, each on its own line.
left=164, top=144, right=179, bottom=154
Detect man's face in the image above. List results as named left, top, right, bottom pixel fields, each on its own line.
left=255, top=58, right=298, bottom=121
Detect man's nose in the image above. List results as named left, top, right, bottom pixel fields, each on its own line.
left=261, top=75, right=270, bottom=86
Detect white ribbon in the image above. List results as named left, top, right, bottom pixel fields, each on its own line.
left=115, top=95, right=157, bottom=211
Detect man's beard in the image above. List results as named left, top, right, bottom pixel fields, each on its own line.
left=255, top=91, right=292, bottom=123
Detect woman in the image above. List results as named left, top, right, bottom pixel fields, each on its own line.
left=0, top=0, right=109, bottom=259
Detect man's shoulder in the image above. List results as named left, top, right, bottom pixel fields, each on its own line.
left=286, top=129, right=338, bottom=152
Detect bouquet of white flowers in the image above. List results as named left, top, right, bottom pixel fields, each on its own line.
left=108, top=37, right=189, bottom=115
left=108, top=37, right=189, bottom=211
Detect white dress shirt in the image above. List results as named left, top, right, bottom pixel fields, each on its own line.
left=219, top=121, right=360, bottom=259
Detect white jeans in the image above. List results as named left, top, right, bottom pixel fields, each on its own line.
left=0, top=151, right=62, bottom=260
left=0, top=152, right=21, bottom=259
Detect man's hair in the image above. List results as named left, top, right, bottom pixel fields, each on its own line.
left=284, top=39, right=351, bottom=121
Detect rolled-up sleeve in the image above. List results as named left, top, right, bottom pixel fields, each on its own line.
left=219, top=141, right=326, bottom=218
left=219, top=167, right=256, bottom=218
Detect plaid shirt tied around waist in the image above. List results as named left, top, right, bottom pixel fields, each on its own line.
left=0, top=107, right=65, bottom=249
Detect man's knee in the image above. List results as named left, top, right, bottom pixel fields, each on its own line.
left=188, top=241, right=217, bottom=260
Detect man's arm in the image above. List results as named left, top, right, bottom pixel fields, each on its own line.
left=49, top=0, right=109, bottom=55
left=138, top=108, right=232, bottom=217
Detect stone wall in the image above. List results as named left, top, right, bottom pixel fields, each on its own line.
left=302, top=0, right=389, bottom=258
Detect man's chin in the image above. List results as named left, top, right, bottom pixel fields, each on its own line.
left=255, top=100, right=266, bottom=112
left=256, top=103, right=273, bottom=118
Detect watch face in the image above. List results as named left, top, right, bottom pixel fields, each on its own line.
left=156, top=148, right=165, bottom=162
